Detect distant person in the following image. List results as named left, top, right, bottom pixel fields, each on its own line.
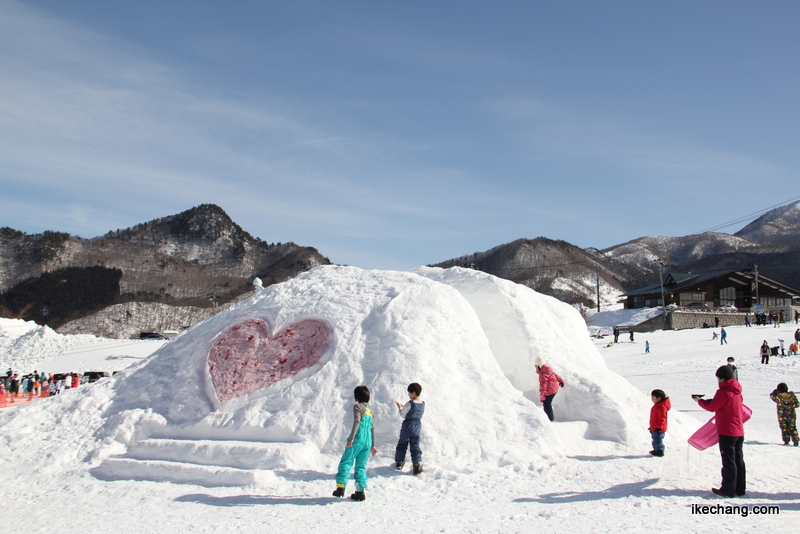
left=789, top=342, right=799, bottom=356
left=648, top=389, right=670, bottom=457
left=394, top=382, right=425, bottom=476
left=769, top=383, right=798, bottom=447
left=8, top=375, right=18, bottom=402
left=715, top=316, right=720, bottom=328
left=726, top=357, right=738, bottom=380
left=629, top=329, right=634, bottom=342
left=333, top=386, right=377, bottom=501
left=694, top=365, right=746, bottom=498
left=720, top=327, right=727, bottom=345
left=778, top=339, right=786, bottom=356
left=780, top=310, right=785, bottom=324
left=712, top=331, right=718, bottom=341
left=744, top=314, right=751, bottom=327
left=761, top=341, right=771, bottom=364
left=613, top=327, right=619, bottom=344
left=536, top=356, right=565, bottom=422
left=795, top=328, right=800, bottom=344
left=795, top=310, right=799, bottom=324
left=645, top=340, right=650, bottom=354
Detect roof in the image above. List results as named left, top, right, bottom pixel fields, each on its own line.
left=622, top=268, right=800, bottom=299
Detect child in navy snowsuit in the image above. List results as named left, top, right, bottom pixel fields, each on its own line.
left=333, top=385, right=377, bottom=501
left=395, top=382, right=425, bottom=476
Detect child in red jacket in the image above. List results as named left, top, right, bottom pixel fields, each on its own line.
left=649, top=389, right=671, bottom=457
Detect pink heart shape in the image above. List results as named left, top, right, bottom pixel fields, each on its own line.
left=207, top=318, right=333, bottom=403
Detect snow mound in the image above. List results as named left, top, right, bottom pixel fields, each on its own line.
left=0, top=318, right=99, bottom=372
left=2, top=266, right=656, bottom=485
left=102, top=267, right=563, bottom=469
left=413, top=267, right=650, bottom=443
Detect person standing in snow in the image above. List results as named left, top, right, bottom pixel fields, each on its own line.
left=760, top=340, right=771, bottom=364
left=778, top=339, right=785, bottom=356
left=769, top=383, right=799, bottom=446
left=535, top=356, right=564, bottom=422
left=720, top=327, right=727, bottom=345
left=333, top=385, right=378, bottom=501
left=726, top=357, right=738, bottom=380
left=694, top=365, right=746, bottom=498
left=645, top=340, right=650, bottom=354
left=648, top=389, right=670, bottom=457
left=394, top=382, right=425, bottom=476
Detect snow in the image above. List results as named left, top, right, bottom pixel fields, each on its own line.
left=0, top=266, right=797, bottom=532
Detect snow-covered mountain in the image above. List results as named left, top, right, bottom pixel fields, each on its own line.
left=433, top=238, right=634, bottom=310
left=436, top=200, right=800, bottom=307
left=0, top=204, right=330, bottom=330
left=735, top=200, right=800, bottom=246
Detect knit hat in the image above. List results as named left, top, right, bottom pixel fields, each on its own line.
left=534, top=355, right=546, bottom=368
left=715, top=365, right=735, bottom=381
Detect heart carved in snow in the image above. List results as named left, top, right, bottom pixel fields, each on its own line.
left=207, top=318, right=333, bottom=403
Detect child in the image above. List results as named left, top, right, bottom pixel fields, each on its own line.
left=648, top=389, right=671, bottom=457
left=769, top=383, right=799, bottom=446
left=394, top=382, right=425, bottom=476
left=535, top=356, right=565, bottom=422
left=333, top=385, right=378, bottom=501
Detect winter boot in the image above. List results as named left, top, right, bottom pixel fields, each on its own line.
left=350, top=491, right=366, bottom=501
left=413, top=462, right=423, bottom=476
left=396, top=461, right=405, bottom=471
left=332, top=486, right=345, bottom=498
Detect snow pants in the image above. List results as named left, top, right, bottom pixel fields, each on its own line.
left=718, top=435, right=746, bottom=497
left=543, top=393, right=557, bottom=422
left=336, top=442, right=370, bottom=491
left=395, top=420, right=422, bottom=464
left=650, top=430, right=665, bottom=452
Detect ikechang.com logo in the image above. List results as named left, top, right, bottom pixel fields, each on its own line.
left=691, top=503, right=780, bottom=518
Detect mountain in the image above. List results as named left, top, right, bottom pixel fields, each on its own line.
left=434, top=201, right=800, bottom=308
left=432, top=237, right=634, bottom=309
left=734, top=200, right=800, bottom=246
left=0, top=204, right=330, bottom=330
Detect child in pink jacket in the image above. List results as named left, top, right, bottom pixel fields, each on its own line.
left=535, top=356, right=564, bottom=422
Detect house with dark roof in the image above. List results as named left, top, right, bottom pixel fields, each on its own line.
left=622, top=268, right=800, bottom=312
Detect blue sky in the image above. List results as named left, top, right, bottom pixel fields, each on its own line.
left=1, top=1, right=798, bottom=269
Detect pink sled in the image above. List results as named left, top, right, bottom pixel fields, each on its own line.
left=687, top=405, right=752, bottom=451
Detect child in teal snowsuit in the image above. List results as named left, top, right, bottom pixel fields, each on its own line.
left=333, top=385, right=378, bottom=501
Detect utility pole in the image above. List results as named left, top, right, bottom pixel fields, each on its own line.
left=753, top=264, right=759, bottom=308
left=657, top=260, right=666, bottom=308
left=596, top=270, right=601, bottom=313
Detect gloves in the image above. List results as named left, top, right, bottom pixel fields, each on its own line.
left=559, top=382, right=565, bottom=388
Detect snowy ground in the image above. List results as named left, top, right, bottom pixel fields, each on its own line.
left=1, top=291, right=798, bottom=532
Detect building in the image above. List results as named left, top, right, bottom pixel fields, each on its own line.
left=622, top=268, right=800, bottom=313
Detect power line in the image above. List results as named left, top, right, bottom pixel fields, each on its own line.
left=693, top=195, right=800, bottom=235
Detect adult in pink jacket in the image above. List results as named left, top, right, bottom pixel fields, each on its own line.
left=694, top=365, right=746, bottom=498
left=535, top=356, right=564, bottom=422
